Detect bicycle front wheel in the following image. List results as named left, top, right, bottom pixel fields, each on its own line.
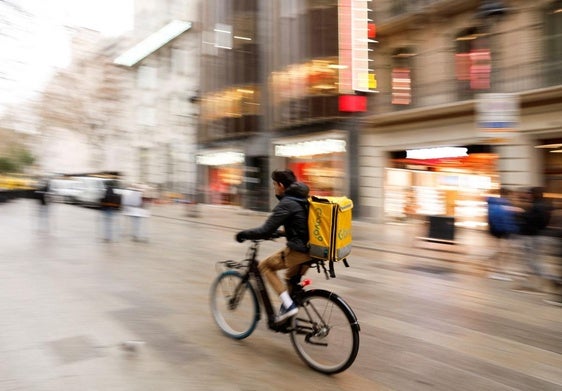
left=290, top=289, right=360, bottom=374
left=210, top=270, right=259, bottom=339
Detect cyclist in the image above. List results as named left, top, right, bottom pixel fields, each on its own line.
left=235, top=169, right=310, bottom=323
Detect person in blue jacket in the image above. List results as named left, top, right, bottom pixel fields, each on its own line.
left=487, top=187, right=519, bottom=280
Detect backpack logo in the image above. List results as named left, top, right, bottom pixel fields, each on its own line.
left=313, top=207, right=324, bottom=242
left=338, top=228, right=350, bottom=241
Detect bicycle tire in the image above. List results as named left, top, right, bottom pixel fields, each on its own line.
left=210, top=270, right=260, bottom=339
left=290, top=289, right=360, bottom=374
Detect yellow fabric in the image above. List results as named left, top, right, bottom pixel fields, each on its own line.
left=308, top=196, right=353, bottom=261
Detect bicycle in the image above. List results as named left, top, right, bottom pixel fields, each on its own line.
left=209, top=239, right=360, bottom=374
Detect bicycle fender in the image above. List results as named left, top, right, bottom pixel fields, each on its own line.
left=305, top=289, right=361, bottom=332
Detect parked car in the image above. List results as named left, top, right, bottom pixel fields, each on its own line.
left=73, top=177, right=116, bottom=207
left=49, top=178, right=82, bottom=204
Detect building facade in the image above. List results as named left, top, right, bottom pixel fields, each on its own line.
left=115, top=0, right=201, bottom=194
left=198, top=0, right=375, bottom=211
left=198, top=0, right=562, bottom=224
left=361, top=0, right=562, bottom=225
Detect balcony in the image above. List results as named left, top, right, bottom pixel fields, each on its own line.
left=370, top=58, right=562, bottom=116
left=375, top=0, right=480, bottom=35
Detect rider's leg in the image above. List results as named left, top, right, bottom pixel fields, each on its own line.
left=258, top=248, right=287, bottom=295
left=286, top=263, right=310, bottom=295
left=259, top=248, right=309, bottom=321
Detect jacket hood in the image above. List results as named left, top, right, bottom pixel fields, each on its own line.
left=282, top=181, right=309, bottom=200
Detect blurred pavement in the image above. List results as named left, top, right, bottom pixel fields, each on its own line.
left=151, top=202, right=560, bottom=279
left=0, top=199, right=560, bottom=390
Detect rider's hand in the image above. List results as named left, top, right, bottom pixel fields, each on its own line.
left=235, top=232, right=246, bottom=243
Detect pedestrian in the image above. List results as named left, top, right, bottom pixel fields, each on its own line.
left=100, top=182, right=121, bottom=242
left=34, top=178, right=50, bottom=233
left=513, top=186, right=553, bottom=291
left=235, top=169, right=310, bottom=324
left=121, top=184, right=149, bottom=242
left=486, top=187, right=519, bottom=280
left=543, top=204, right=562, bottom=306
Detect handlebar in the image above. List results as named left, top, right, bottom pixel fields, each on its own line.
left=237, top=230, right=285, bottom=243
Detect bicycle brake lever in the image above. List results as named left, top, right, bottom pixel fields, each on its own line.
left=224, top=260, right=240, bottom=269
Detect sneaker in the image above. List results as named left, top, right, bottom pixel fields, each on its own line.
left=275, top=303, right=298, bottom=323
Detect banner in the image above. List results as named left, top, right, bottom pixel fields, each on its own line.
left=476, top=93, right=520, bottom=143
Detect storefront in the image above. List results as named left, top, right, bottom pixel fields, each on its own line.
left=196, top=150, right=244, bottom=205
left=537, top=137, right=562, bottom=199
left=384, top=145, right=499, bottom=228
left=272, top=133, right=349, bottom=197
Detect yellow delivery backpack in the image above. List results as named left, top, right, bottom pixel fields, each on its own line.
left=308, top=195, right=353, bottom=263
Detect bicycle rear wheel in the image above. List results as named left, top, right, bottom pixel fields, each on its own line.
left=290, top=289, right=360, bottom=374
left=210, top=270, right=259, bottom=339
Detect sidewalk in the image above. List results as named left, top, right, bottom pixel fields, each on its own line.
left=149, top=202, right=499, bottom=269
left=1, top=198, right=560, bottom=390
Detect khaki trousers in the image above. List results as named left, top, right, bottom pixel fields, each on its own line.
left=258, top=247, right=310, bottom=295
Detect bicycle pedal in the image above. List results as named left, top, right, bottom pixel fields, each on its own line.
left=271, top=321, right=291, bottom=333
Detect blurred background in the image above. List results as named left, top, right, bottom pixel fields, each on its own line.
left=1, top=0, right=561, bottom=227
left=1, top=3, right=561, bottom=387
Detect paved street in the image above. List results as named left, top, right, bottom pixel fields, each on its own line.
left=1, top=198, right=561, bottom=390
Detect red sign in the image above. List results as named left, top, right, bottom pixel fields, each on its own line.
left=339, top=95, right=367, bottom=112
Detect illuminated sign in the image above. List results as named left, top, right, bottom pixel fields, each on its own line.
left=338, top=0, right=376, bottom=94
left=476, top=93, right=519, bottom=143
left=406, top=147, right=468, bottom=160
left=196, top=151, right=244, bottom=166
left=275, top=139, right=346, bottom=157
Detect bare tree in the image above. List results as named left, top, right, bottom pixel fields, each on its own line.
left=34, top=30, right=131, bottom=168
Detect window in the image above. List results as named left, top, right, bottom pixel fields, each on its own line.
left=172, top=49, right=188, bottom=75
left=136, top=107, right=156, bottom=127
left=391, top=48, right=415, bottom=106
left=455, top=27, right=491, bottom=99
left=137, top=66, right=157, bottom=89
left=545, top=1, right=562, bottom=85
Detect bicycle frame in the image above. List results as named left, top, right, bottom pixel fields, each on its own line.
left=213, top=240, right=361, bottom=374
left=242, top=241, right=294, bottom=330
left=221, top=240, right=355, bottom=332
left=224, top=240, right=308, bottom=331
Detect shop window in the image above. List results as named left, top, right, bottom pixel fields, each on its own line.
left=309, top=96, right=339, bottom=119
left=171, top=48, right=188, bottom=75
left=137, top=65, right=157, bottom=89
left=307, top=4, right=339, bottom=58
left=455, top=27, right=491, bottom=100
left=391, top=48, right=415, bottom=107
left=139, top=147, right=149, bottom=184
left=544, top=1, right=562, bottom=86
left=208, top=166, right=243, bottom=205
left=289, top=157, right=345, bottom=197
left=136, top=107, right=156, bottom=127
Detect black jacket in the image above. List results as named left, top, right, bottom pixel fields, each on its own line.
left=519, top=199, right=552, bottom=236
left=239, top=182, right=310, bottom=253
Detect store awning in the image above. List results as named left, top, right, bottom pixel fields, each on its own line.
left=196, top=151, right=244, bottom=166
left=394, top=153, right=497, bottom=171
left=114, top=20, right=192, bottom=67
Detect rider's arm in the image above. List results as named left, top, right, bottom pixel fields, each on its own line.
left=237, top=203, right=290, bottom=240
